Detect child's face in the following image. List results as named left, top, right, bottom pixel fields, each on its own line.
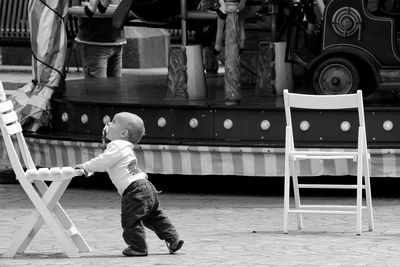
left=105, top=113, right=128, bottom=141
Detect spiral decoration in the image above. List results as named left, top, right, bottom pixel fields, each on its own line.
left=332, top=7, right=362, bottom=39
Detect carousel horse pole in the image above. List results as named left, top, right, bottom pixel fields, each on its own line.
left=224, top=0, right=241, bottom=105
left=180, top=0, right=188, bottom=46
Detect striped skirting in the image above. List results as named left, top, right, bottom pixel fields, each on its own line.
left=1, top=136, right=400, bottom=177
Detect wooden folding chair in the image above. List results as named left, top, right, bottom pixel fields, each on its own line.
left=283, top=89, right=374, bottom=235
left=0, top=84, right=91, bottom=257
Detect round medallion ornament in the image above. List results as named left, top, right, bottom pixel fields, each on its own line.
left=61, top=112, right=68, bottom=123
left=340, top=121, right=351, bottom=132
left=223, top=119, right=233, bottom=130
left=157, top=117, right=167, bottom=128
left=81, top=114, right=88, bottom=124
left=383, top=120, right=393, bottom=131
left=332, top=7, right=362, bottom=39
left=189, top=118, right=199, bottom=129
left=260, top=120, right=270, bottom=131
left=300, top=121, right=310, bottom=131
left=103, top=115, right=110, bottom=125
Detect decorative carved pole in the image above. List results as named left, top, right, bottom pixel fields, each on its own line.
left=224, top=0, right=241, bottom=105
left=166, top=0, right=206, bottom=100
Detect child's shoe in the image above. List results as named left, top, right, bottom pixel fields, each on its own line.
left=165, top=239, right=184, bottom=254
left=122, top=246, right=148, bottom=257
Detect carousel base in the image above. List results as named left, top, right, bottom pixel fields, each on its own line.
left=1, top=136, right=400, bottom=177
left=3, top=72, right=400, bottom=177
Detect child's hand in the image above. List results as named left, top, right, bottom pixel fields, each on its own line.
left=127, top=160, right=139, bottom=175
left=75, top=164, right=84, bottom=169
left=75, top=165, right=93, bottom=177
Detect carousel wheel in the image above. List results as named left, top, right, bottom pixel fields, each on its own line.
left=312, top=57, right=359, bottom=95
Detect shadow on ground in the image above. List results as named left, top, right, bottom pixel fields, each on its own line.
left=71, top=173, right=400, bottom=198
left=2, top=170, right=400, bottom=197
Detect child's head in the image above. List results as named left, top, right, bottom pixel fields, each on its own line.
left=106, top=112, right=145, bottom=144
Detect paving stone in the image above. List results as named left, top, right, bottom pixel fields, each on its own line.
left=1, top=184, right=400, bottom=266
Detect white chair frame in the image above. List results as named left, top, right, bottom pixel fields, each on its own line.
left=283, top=89, right=374, bottom=235
left=0, top=91, right=91, bottom=257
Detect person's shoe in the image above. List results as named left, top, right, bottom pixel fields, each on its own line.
left=208, top=0, right=226, bottom=20
left=213, top=46, right=221, bottom=56
left=216, top=0, right=227, bottom=19
left=84, top=5, right=95, bottom=17
left=215, top=9, right=227, bottom=20
left=165, top=240, right=184, bottom=254
left=98, top=0, right=109, bottom=13
left=122, top=246, right=148, bottom=257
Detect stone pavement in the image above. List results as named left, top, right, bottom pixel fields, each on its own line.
left=1, top=183, right=400, bottom=266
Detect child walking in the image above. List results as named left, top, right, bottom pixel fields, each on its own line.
left=76, top=112, right=184, bottom=256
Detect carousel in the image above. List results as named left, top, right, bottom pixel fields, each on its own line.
left=2, top=0, right=400, bottom=178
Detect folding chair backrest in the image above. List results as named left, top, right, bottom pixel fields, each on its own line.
left=283, top=90, right=366, bottom=147
left=284, top=90, right=365, bottom=126
left=0, top=100, right=36, bottom=180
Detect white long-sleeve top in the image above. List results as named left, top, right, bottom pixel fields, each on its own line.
left=82, top=140, right=147, bottom=195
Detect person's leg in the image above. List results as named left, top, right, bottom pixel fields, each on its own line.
left=144, top=200, right=179, bottom=243
left=107, top=46, right=123, bottom=77
left=121, top=181, right=154, bottom=255
left=214, top=17, right=225, bottom=54
left=238, top=4, right=260, bottom=52
left=143, top=181, right=183, bottom=253
left=82, top=44, right=108, bottom=78
left=239, top=16, right=246, bottom=52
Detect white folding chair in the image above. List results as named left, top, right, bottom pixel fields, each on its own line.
left=0, top=85, right=91, bottom=257
left=283, top=89, right=373, bottom=235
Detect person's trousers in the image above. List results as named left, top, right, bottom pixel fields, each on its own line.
left=121, top=179, right=179, bottom=253
left=81, top=44, right=122, bottom=78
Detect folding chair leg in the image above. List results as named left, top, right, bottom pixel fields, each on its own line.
left=364, top=157, right=374, bottom=231
left=291, top=160, right=303, bottom=230
left=356, top=172, right=362, bottom=236
left=35, top=180, right=91, bottom=252
left=4, top=179, right=79, bottom=258
left=12, top=180, right=69, bottom=254
left=283, top=156, right=290, bottom=234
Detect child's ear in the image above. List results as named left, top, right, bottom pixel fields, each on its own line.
left=121, top=129, right=129, bottom=138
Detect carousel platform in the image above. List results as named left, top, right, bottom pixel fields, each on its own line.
left=3, top=68, right=400, bottom=177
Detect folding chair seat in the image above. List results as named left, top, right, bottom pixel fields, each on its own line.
left=0, top=83, right=91, bottom=257
left=283, top=89, right=374, bottom=235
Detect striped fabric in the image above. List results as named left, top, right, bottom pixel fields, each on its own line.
left=1, top=136, right=400, bottom=177
left=8, top=0, right=68, bottom=131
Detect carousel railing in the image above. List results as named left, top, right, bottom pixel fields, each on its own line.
left=0, top=0, right=79, bottom=70
left=0, top=0, right=30, bottom=47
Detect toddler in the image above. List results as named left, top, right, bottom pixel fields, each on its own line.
left=76, top=112, right=184, bottom=256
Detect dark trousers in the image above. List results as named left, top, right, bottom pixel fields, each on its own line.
left=121, top=179, right=179, bottom=253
